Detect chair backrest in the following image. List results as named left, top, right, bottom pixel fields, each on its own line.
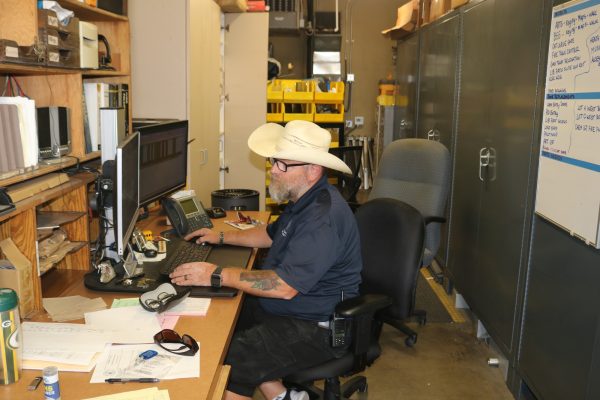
left=356, top=198, right=425, bottom=320
left=369, top=138, right=450, bottom=266
left=328, top=146, right=363, bottom=203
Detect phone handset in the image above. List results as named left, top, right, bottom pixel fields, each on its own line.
left=162, top=195, right=213, bottom=237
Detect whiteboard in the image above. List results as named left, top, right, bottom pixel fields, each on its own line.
left=535, top=0, right=600, bottom=249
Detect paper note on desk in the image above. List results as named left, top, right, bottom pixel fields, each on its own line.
left=163, top=297, right=211, bottom=316
left=83, top=387, right=170, bottom=400
left=43, top=295, right=107, bottom=322
left=225, top=220, right=257, bottom=230
left=90, top=344, right=200, bottom=383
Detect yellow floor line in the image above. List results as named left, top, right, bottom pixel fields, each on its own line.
left=421, top=268, right=466, bottom=323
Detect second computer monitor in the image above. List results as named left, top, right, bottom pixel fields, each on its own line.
left=115, top=131, right=140, bottom=256
left=137, top=120, right=189, bottom=206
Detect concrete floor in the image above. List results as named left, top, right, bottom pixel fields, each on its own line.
left=253, top=304, right=514, bottom=400
left=357, top=321, right=514, bottom=399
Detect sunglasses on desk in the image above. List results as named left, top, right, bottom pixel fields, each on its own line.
left=154, top=329, right=199, bottom=356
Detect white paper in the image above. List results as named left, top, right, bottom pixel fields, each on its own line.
left=23, top=348, right=97, bottom=365
left=23, top=322, right=110, bottom=353
left=90, top=344, right=200, bottom=383
left=84, top=306, right=162, bottom=343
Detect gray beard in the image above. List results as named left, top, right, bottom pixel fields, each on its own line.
left=269, top=180, right=292, bottom=203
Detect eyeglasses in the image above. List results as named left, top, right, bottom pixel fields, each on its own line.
left=144, top=292, right=175, bottom=311
left=269, top=158, right=310, bottom=173
left=153, top=329, right=199, bottom=356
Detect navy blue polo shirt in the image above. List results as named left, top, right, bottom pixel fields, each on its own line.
left=258, top=175, right=362, bottom=321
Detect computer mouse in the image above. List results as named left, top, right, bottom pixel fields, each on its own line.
left=144, top=249, right=158, bottom=258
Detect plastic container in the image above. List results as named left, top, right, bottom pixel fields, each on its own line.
left=0, top=288, right=21, bottom=385
left=43, top=365, right=61, bottom=399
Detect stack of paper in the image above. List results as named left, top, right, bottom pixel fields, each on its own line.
left=43, top=295, right=107, bottom=322
left=83, top=387, right=170, bottom=400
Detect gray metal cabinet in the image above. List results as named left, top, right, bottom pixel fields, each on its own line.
left=415, top=12, right=460, bottom=266
left=520, top=219, right=600, bottom=400
left=394, top=32, right=420, bottom=140
left=448, top=0, right=545, bottom=359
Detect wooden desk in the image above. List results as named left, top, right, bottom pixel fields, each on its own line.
left=0, top=210, right=269, bottom=400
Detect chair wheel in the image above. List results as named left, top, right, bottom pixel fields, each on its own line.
left=358, top=382, right=368, bottom=393
left=405, top=334, right=417, bottom=347
left=418, top=315, right=427, bottom=326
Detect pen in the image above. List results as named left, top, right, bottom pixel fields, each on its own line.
left=105, top=378, right=160, bottom=384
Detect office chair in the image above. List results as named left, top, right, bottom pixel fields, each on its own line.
left=284, top=198, right=425, bottom=399
left=367, top=139, right=449, bottom=345
left=328, top=146, right=363, bottom=205
left=369, top=138, right=450, bottom=270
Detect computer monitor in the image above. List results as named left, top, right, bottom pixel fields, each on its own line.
left=137, top=120, right=189, bottom=206
left=114, top=131, right=140, bottom=256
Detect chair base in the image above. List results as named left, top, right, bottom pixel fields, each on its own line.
left=285, top=375, right=368, bottom=400
left=379, top=310, right=426, bottom=347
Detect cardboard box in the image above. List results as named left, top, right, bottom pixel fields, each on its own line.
left=7, top=173, right=69, bottom=203
left=429, top=0, right=451, bottom=21
left=0, top=239, right=34, bottom=317
left=451, top=0, right=469, bottom=9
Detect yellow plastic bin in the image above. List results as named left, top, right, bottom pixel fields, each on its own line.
left=267, top=79, right=283, bottom=102
left=266, top=102, right=284, bottom=122
left=314, top=81, right=345, bottom=104
left=314, top=103, right=344, bottom=123
left=283, top=102, right=314, bottom=122
left=282, top=80, right=315, bottom=103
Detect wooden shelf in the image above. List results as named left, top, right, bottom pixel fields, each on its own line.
left=37, top=211, right=86, bottom=229
left=56, top=0, right=128, bottom=22
left=0, top=63, right=81, bottom=76
left=0, top=153, right=99, bottom=188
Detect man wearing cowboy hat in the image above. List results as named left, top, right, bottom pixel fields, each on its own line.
left=170, top=120, right=362, bottom=400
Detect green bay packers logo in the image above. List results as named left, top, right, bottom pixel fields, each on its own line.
left=7, top=327, right=19, bottom=350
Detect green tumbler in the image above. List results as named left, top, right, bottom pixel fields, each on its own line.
left=0, top=288, right=21, bottom=385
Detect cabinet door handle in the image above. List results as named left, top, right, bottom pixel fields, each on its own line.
left=427, top=128, right=441, bottom=141
left=479, top=147, right=490, bottom=182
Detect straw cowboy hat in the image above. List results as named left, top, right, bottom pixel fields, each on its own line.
left=248, top=120, right=352, bottom=174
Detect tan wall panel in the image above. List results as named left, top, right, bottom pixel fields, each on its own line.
left=129, top=0, right=188, bottom=119
left=188, top=0, right=222, bottom=205
left=223, top=13, right=269, bottom=209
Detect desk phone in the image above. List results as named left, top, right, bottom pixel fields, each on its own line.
left=163, top=194, right=213, bottom=237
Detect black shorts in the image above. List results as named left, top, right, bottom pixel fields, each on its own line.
left=225, top=296, right=344, bottom=397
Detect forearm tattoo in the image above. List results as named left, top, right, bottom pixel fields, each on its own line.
left=240, top=270, right=281, bottom=291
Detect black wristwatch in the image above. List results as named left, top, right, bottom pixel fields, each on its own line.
left=211, top=266, right=223, bottom=288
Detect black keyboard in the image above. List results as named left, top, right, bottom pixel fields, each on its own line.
left=158, top=240, right=212, bottom=275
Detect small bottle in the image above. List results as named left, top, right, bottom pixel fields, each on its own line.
left=43, top=366, right=61, bottom=400
left=0, top=288, right=21, bottom=385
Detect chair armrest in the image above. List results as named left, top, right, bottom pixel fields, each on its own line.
left=424, top=216, right=446, bottom=225
left=336, top=294, right=392, bottom=318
